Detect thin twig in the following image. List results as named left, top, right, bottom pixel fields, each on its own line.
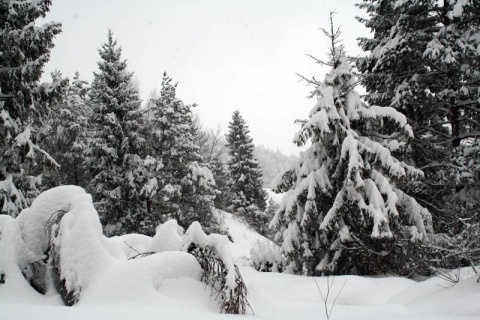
left=313, top=276, right=347, bottom=320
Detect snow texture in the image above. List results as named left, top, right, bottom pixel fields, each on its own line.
left=1, top=190, right=479, bottom=319
left=14, top=186, right=86, bottom=259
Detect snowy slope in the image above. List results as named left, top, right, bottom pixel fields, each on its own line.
left=222, top=210, right=271, bottom=261
left=1, top=192, right=480, bottom=320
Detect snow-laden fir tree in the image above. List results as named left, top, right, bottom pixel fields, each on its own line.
left=226, top=111, right=268, bottom=232
left=271, top=17, right=432, bottom=276
left=85, top=30, right=148, bottom=236
left=42, top=72, right=90, bottom=189
left=210, top=155, right=229, bottom=211
left=356, top=0, right=480, bottom=234
left=142, top=72, right=219, bottom=234
left=0, top=0, right=63, bottom=216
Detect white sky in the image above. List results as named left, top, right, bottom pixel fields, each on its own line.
left=41, top=0, right=370, bottom=156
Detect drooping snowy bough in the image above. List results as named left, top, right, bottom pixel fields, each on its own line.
left=150, top=220, right=251, bottom=314
left=271, top=21, right=432, bottom=276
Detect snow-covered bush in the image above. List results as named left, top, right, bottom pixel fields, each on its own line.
left=150, top=219, right=251, bottom=314
left=250, top=239, right=285, bottom=273
left=12, top=186, right=111, bottom=304
left=16, top=186, right=87, bottom=261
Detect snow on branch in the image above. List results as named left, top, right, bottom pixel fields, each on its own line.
left=182, top=222, right=251, bottom=314
left=149, top=219, right=251, bottom=314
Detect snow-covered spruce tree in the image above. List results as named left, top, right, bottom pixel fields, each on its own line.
left=226, top=110, right=268, bottom=233
left=210, top=155, right=229, bottom=211
left=271, top=18, right=432, bottom=276
left=85, top=30, right=148, bottom=236
left=0, top=0, right=63, bottom=216
left=42, top=72, right=90, bottom=189
left=356, top=0, right=480, bottom=235
left=143, top=72, right=219, bottom=234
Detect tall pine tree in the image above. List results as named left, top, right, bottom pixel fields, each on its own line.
left=85, top=30, right=147, bottom=236
left=143, top=72, right=219, bottom=233
left=0, top=0, right=63, bottom=216
left=272, top=16, right=432, bottom=276
left=356, top=0, right=480, bottom=233
left=226, top=110, right=268, bottom=231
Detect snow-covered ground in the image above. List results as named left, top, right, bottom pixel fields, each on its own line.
left=1, top=188, right=479, bottom=320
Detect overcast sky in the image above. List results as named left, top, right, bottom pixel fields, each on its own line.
left=41, top=0, right=370, bottom=156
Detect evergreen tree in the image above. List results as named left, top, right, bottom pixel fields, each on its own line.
left=264, top=197, right=280, bottom=241
left=85, top=30, right=147, bottom=236
left=356, top=0, right=480, bottom=233
left=210, top=155, right=229, bottom=211
left=271, top=16, right=432, bottom=276
left=42, top=72, right=90, bottom=189
left=143, top=72, right=219, bottom=233
left=0, top=0, right=63, bottom=216
left=226, top=110, right=268, bottom=229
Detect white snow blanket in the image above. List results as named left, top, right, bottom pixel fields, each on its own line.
left=1, top=186, right=479, bottom=319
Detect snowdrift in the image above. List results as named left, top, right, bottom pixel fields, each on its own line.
left=1, top=186, right=480, bottom=320
left=0, top=186, right=248, bottom=314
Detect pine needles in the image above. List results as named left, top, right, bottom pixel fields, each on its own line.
left=188, top=244, right=252, bottom=315
left=45, top=209, right=81, bottom=306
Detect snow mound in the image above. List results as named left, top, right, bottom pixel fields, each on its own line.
left=2, top=187, right=480, bottom=320
left=390, top=273, right=480, bottom=317
left=78, top=251, right=204, bottom=307
left=105, top=233, right=153, bottom=259
left=16, top=185, right=87, bottom=260
left=151, top=219, right=184, bottom=252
